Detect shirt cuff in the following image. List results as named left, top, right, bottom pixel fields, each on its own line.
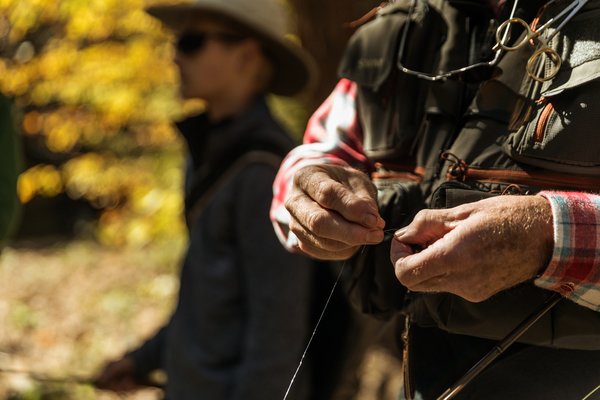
left=535, top=191, right=600, bottom=312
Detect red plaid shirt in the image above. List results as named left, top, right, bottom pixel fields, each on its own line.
left=270, top=79, right=600, bottom=311
left=537, top=192, right=600, bottom=311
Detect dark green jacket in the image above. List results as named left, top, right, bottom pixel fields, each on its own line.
left=342, top=0, right=600, bottom=350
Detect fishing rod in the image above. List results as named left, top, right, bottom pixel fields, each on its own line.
left=436, top=292, right=563, bottom=400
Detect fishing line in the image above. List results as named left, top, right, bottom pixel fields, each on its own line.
left=581, top=384, right=600, bottom=400
left=282, top=255, right=349, bottom=400
left=282, top=227, right=402, bottom=400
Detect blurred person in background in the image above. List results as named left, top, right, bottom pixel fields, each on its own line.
left=93, top=0, right=317, bottom=398
left=0, top=93, right=21, bottom=249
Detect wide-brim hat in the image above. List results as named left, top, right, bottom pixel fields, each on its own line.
left=146, top=0, right=317, bottom=97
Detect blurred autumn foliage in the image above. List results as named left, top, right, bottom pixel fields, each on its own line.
left=0, top=0, right=377, bottom=246
left=0, top=2, right=405, bottom=399
left=0, top=0, right=209, bottom=246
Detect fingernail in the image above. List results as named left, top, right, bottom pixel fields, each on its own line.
left=366, top=230, right=384, bottom=243
left=394, top=228, right=408, bottom=238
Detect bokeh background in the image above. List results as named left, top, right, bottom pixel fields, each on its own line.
left=0, top=0, right=402, bottom=398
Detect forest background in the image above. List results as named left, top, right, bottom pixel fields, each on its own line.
left=0, top=0, right=402, bottom=399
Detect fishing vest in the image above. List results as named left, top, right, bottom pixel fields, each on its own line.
left=340, top=0, right=600, bottom=349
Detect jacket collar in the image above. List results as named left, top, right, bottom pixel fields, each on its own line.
left=176, top=96, right=276, bottom=169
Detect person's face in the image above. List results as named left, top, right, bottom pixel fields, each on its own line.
left=173, top=19, right=246, bottom=100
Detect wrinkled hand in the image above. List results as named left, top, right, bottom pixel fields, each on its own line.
left=93, top=356, right=141, bottom=393
left=285, top=164, right=385, bottom=260
left=391, top=195, right=554, bottom=302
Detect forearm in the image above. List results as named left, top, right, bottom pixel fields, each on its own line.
left=536, top=191, right=600, bottom=311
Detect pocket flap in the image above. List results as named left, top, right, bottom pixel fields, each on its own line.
left=338, top=0, right=438, bottom=90
left=542, top=8, right=600, bottom=96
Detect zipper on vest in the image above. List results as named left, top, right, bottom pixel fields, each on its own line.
left=534, top=98, right=554, bottom=143
left=441, top=151, right=600, bottom=192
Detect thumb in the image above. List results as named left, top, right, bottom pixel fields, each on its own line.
left=394, top=208, right=457, bottom=247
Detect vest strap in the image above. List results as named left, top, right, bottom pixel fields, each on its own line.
left=443, top=151, right=600, bottom=193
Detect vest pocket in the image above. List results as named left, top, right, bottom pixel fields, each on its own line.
left=503, top=8, right=600, bottom=175
left=504, top=76, right=600, bottom=174
left=338, top=1, right=446, bottom=161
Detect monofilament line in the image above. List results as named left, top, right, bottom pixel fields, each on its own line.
left=282, top=228, right=401, bottom=400
left=282, top=257, right=349, bottom=400
left=581, top=384, right=600, bottom=400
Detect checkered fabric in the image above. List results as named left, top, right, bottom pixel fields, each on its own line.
left=537, top=192, right=600, bottom=311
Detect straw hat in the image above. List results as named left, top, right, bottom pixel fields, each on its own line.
left=146, top=0, right=316, bottom=96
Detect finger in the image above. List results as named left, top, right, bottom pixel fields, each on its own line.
left=394, top=208, right=457, bottom=246
left=294, top=167, right=384, bottom=229
left=289, top=212, right=380, bottom=258
left=393, top=236, right=458, bottom=288
left=390, top=239, right=415, bottom=265
left=286, top=193, right=384, bottom=246
left=296, top=237, right=360, bottom=260
left=290, top=216, right=355, bottom=251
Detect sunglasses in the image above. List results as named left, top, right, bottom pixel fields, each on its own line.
left=176, top=31, right=246, bottom=55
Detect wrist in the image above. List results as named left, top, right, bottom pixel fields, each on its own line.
left=532, top=195, right=554, bottom=276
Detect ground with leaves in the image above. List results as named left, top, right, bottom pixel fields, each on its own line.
left=0, top=240, right=401, bottom=400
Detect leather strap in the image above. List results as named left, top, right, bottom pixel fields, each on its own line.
left=449, top=165, right=600, bottom=193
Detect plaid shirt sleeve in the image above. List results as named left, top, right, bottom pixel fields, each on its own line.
left=536, top=191, right=600, bottom=312
left=270, top=79, right=371, bottom=250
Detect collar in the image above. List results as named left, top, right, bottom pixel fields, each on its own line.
left=175, top=96, right=285, bottom=169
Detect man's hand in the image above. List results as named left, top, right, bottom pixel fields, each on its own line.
left=285, top=164, right=385, bottom=260
left=93, top=356, right=141, bottom=393
left=391, top=195, right=554, bottom=302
